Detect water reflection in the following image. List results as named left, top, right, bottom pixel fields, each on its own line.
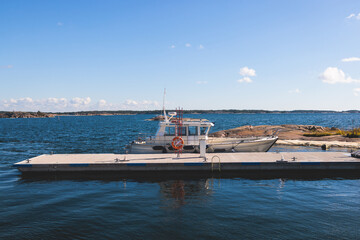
left=278, top=178, right=285, bottom=189
left=159, top=179, right=214, bottom=208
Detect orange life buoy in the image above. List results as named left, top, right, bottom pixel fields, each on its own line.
left=171, top=136, right=184, bottom=150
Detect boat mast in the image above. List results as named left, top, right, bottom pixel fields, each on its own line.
left=163, top=88, right=168, bottom=122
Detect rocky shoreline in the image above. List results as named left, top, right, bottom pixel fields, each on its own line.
left=0, top=111, right=55, bottom=118
left=210, top=125, right=360, bottom=149
left=0, top=111, right=135, bottom=118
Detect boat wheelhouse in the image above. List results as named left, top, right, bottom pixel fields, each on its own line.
left=126, top=115, right=278, bottom=154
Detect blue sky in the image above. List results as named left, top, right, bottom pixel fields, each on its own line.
left=1, top=0, right=360, bottom=111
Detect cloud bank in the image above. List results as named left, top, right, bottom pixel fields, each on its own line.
left=1, top=97, right=160, bottom=112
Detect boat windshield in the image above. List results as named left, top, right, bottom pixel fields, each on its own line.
left=200, top=126, right=208, bottom=135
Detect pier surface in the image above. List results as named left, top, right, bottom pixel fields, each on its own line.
left=14, top=152, right=360, bottom=174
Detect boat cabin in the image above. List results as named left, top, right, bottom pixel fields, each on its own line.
left=152, top=119, right=214, bottom=146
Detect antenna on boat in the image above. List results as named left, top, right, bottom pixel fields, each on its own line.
left=163, top=88, right=168, bottom=122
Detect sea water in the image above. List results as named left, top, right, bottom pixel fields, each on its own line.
left=0, top=113, right=359, bottom=239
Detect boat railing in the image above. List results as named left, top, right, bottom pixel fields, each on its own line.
left=209, top=135, right=276, bottom=139
left=136, top=133, right=154, bottom=142
left=135, top=133, right=178, bottom=145
left=207, top=136, right=277, bottom=144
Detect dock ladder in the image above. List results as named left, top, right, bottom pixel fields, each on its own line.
left=211, top=155, right=221, bottom=172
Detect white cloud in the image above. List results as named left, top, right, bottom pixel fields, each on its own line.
left=70, top=97, right=91, bottom=107
left=346, top=13, right=355, bottom=19
left=185, top=43, right=191, bottom=47
left=57, top=22, right=63, bottom=26
left=98, top=99, right=107, bottom=107
left=237, top=77, right=252, bottom=83
left=341, top=57, right=360, bottom=62
left=1, top=97, right=161, bottom=111
left=237, top=66, right=256, bottom=83
left=125, top=99, right=138, bottom=106
left=239, top=67, right=256, bottom=77
left=123, top=99, right=160, bottom=109
left=199, top=44, right=204, bottom=50
left=346, top=13, right=360, bottom=20
left=289, top=88, right=301, bottom=94
left=97, top=99, right=160, bottom=110
left=196, top=81, right=208, bottom=84
left=0, top=65, right=13, bottom=69
left=1, top=97, right=91, bottom=111
left=354, top=88, right=360, bottom=96
left=319, top=67, right=360, bottom=84
left=170, top=45, right=175, bottom=49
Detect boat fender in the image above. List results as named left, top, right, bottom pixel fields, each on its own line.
left=194, top=146, right=200, bottom=153
left=351, top=150, right=360, bottom=158
left=206, top=146, right=214, bottom=153
left=162, top=146, right=167, bottom=153
left=152, top=146, right=164, bottom=151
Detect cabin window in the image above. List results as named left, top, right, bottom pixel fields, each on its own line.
left=178, top=127, right=187, bottom=136
left=164, top=127, right=175, bottom=136
left=200, top=127, right=208, bottom=135
left=164, top=126, right=187, bottom=136
left=188, top=126, right=198, bottom=136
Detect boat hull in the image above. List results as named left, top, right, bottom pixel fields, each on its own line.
left=128, top=137, right=278, bottom=154
left=208, top=137, right=277, bottom=152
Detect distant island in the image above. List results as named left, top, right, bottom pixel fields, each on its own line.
left=0, top=111, right=55, bottom=119
left=1, top=110, right=360, bottom=119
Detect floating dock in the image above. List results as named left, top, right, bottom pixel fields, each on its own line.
left=14, top=152, right=360, bottom=176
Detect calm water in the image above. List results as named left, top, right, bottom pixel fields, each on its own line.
left=1, top=113, right=360, bottom=239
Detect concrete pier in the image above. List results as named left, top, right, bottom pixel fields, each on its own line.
left=14, top=152, right=360, bottom=175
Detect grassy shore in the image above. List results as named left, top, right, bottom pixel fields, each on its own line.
left=303, top=128, right=360, bottom=138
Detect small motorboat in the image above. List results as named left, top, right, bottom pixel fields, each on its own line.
left=126, top=112, right=278, bottom=154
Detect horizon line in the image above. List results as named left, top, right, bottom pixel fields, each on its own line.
left=1, top=109, right=360, bottom=114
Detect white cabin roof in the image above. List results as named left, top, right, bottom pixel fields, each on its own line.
left=160, top=119, right=214, bottom=127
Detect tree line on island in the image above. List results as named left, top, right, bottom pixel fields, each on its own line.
left=1, top=109, right=360, bottom=119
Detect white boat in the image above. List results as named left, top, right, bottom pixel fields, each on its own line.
left=126, top=113, right=278, bottom=154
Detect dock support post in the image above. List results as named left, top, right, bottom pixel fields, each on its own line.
left=200, top=138, right=206, bottom=158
